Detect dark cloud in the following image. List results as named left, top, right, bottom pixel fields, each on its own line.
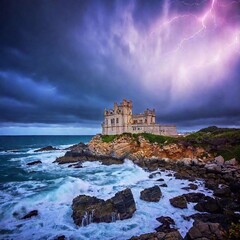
left=0, top=0, right=240, bottom=133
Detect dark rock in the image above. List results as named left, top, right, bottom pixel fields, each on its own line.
left=21, top=210, right=38, bottom=219
left=55, top=235, right=65, bottom=240
left=149, top=172, right=161, bottom=179
left=34, top=146, right=58, bottom=152
left=140, top=186, right=162, bottom=202
left=55, top=151, right=124, bottom=165
left=160, top=183, right=168, bottom=187
left=155, top=216, right=176, bottom=233
left=26, top=160, right=42, bottom=166
left=72, top=188, right=136, bottom=226
left=214, top=187, right=231, bottom=198
left=183, top=193, right=205, bottom=203
left=65, top=142, right=88, bottom=152
left=130, top=230, right=183, bottom=240
left=156, top=178, right=165, bottom=182
left=205, top=179, right=218, bottom=190
left=170, top=195, right=187, bottom=209
left=68, top=162, right=83, bottom=168
left=184, top=220, right=225, bottom=240
left=182, top=183, right=198, bottom=191
left=194, top=197, right=222, bottom=213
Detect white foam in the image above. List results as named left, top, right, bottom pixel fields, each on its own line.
left=0, top=157, right=213, bottom=240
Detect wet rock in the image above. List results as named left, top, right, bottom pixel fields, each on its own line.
left=156, top=178, right=165, bottom=182
left=68, top=162, right=83, bottom=168
left=213, top=186, right=231, bottom=198
left=130, top=229, right=183, bottom=240
left=34, top=146, right=58, bottom=152
left=183, top=193, right=205, bottom=203
left=21, top=210, right=38, bottom=219
left=184, top=220, right=225, bottom=240
left=55, top=235, right=65, bottom=240
left=72, top=188, right=136, bottom=226
left=155, top=216, right=176, bottom=233
left=194, top=197, right=222, bottom=213
left=170, top=195, right=187, bottom=209
left=205, top=179, right=218, bottom=190
left=65, top=142, right=88, bottom=152
left=160, top=183, right=168, bottom=187
left=55, top=151, right=124, bottom=165
left=182, top=183, right=198, bottom=191
left=149, top=172, right=161, bottom=179
left=140, top=186, right=162, bottom=202
left=26, top=160, right=42, bottom=166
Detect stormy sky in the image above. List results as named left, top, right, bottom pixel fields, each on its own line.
left=0, top=0, right=240, bottom=135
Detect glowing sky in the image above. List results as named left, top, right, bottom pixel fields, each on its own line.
left=0, top=0, right=240, bottom=134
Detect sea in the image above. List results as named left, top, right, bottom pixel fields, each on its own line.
left=0, top=135, right=212, bottom=240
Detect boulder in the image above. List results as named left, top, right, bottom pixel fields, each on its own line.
left=140, top=186, right=162, bottom=202
left=183, top=193, right=205, bottom=203
left=64, top=142, right=88, bottom=152
left=170, top=195, right=187, bottom=209
left=205, top=163, right=222, bottom=173
left=194, top=197, right=222, bottom=213
left=55, top=151, right=124, bottom=165
left=182, top=183, right=198, bottom=191
left=225, top=158, right=238, bottom=166
left=21, top=210, right=38, bottom=219
left=160, top=183, right=168, bottom=187
left=213, top=187, right=231, bottom=198
left=215, top=155, right=224, bottom=165
left=26, top=160, right=42, bottom=166
left=130, top=230, right=183, bottom=240
left=184, top=220, right=225, bottom=240
left=34, top=146, right=58, bottom=152
left=72, top=188, right=136, bottom=226
left=155, top=216, right=176, bottom=233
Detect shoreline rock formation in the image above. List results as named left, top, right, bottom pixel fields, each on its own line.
left=53, top=126, right=240, bottom=239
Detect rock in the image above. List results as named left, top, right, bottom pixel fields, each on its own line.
left=55, top=235, right=65, bottom=240
left=149, top=172, right=161, bottom=179
left=160, top=183, right=168, bottom=187
left=182, top=183, right=198, bottom=191
left=55, top=151, right=124, bottom=165
left=21, top=210, right=38, bottom=219
left=205, top=179, right=218, bottom=190
left=155, top=216, right=176, bottom=233
left=140, top=186, right=162, bottom=202
left=184, top=220, right=225, bottom=240
left=205, top=163, right=222, bottom=173
left=194, top=197, right=222, bottom=213
left=213, top=187, right=231, bottom=198
left=26, top=160, right=42, bottom=166
left=65, top=142, right=88, bottom=152
left=183, top=193, right=205, bottom=203
left=170, top=195, right=187, bottom=209
left=215, top=155, right=224, bottom=165
left=156, top=178, right=165, bottom=182
left=72, top=188, right=136, bottom=226
left=130, top=229, right=183, bottom=240
left=225, top=158, right=238, bottom=166
left=68, top=162, right=83, bottom=168
left=34, top=146, right=58, bottom=152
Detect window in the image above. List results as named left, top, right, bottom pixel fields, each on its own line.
left=111, top=118, right=115, bottom=124
left=116, top=118, right=119, bottom=124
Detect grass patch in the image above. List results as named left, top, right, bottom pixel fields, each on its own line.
left=101, top=135, right=117, bottom=143
left=133, top=133, right=175, bottom=144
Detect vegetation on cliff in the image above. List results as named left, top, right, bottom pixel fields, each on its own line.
left=100, top=126, right=240, bottom=161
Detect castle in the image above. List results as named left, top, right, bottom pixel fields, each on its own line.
left=102, top=99, right=177, bottom=136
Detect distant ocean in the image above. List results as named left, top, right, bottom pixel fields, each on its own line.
left=0, top=135, right=210, bottom=240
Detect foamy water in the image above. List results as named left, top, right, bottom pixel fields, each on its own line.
left=0, top=145, right=213, bottom=240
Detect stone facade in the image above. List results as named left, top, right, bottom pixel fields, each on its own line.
left=102, top=99, right=177, bottom=136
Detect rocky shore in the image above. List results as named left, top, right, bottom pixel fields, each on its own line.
left=51, top=127, right=240, bottom=239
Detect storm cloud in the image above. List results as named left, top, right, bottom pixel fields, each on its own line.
left=0, top=0, right=240, bottom=134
